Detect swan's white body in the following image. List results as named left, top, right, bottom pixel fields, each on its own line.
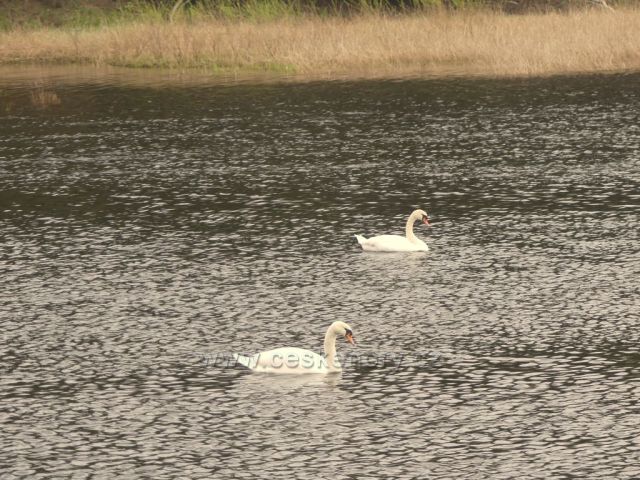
left=355, top=209, right=430, bottom=252
left=233, top=321, right=354, bottom=374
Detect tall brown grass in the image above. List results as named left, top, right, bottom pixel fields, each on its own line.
left=1, top=8, right=640, bottom=78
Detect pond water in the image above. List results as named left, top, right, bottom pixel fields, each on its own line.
left=1, top=68, right=639, bottom=479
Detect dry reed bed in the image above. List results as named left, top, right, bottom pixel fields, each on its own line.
left=1, top=9, right=640, bottom=77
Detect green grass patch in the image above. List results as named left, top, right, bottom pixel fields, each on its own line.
left=0, top=0, right=630, bottom=31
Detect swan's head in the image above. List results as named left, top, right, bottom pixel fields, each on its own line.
left=331, top=321, right=356, bottom=345
left=414, top=209, right=431, bottom=226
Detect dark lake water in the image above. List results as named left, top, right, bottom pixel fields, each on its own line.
left=1, top=68, right=639, bottom=479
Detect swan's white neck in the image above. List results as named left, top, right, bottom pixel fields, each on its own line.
left=323, top=326, right=339, bottom=369
left=405, top=211, right=420, bottom=244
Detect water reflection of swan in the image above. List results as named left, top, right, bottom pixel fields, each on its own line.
left=236, top=372, right=342, bottom=391
left=355, top=209, right=430, bottom=252
left=233, top=321, right=355, bottom=374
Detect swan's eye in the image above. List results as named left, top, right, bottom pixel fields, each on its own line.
left=344, top=329, right=356, bottom=345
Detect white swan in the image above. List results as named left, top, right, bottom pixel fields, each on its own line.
left=355, top=209, right=431, bottom=252
left=233, top=321, right=355, bottom=374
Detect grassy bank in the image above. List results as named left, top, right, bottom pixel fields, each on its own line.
left=1, top=1, right=639, bottom=78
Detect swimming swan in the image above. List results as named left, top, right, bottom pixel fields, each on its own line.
left=233, top=321, right=356, bottom=374
left=355, top=209, right=430, bottom=252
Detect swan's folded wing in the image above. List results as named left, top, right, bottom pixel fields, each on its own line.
left=235, top=348, right=331, bottom=373
left=357, top=234, right=421, bottom=252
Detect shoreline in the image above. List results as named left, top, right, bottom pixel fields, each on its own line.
left=1, top=7, right=640, bottom=80
left=1, top=64, right=638, bottom=90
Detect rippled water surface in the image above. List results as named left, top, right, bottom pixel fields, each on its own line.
left=1, top=69, right=639, bottom=479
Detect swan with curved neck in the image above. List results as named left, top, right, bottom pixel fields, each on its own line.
left=233, top=321, right=356, bottom=374
left=355, top=209, right=431, bottom=252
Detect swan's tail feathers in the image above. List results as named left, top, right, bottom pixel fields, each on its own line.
left=233, top=353, right=258, bottom=370
left=354, top=234, right=368, bottom=246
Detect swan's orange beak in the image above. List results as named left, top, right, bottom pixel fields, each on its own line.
left=345, top=332, right=356, bottom=345
left=422, top=215, right=431, bottom=226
